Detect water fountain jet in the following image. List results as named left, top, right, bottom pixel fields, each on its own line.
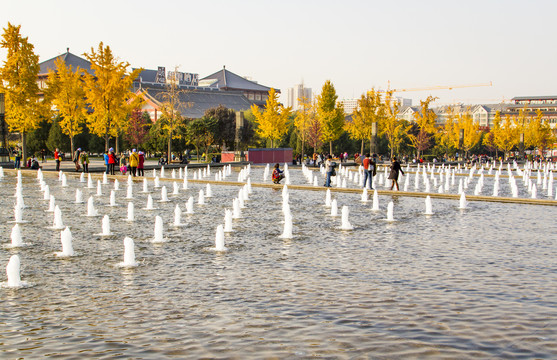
left=152, top=216, right=165, bottom=243
left=119, top=237, right=138, bottom=267
left=424, top=195, right=433, bottom=215
left=87, top=196, right=99, bottom=216
left=56, top=227, right=75, bottom=257
left=126, top=202, right=135, bottom=221
left=215, top=224, right=226, bottom=251
left=340, top=206, right=353, bottom=230
left=10, top=224, right=24, bottom=247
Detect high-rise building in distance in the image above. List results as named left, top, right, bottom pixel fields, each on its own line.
left=286, top=84, right=312, bottom=111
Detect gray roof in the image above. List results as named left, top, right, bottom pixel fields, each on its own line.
left=39, top=50, right=93, bottom=76
left=142, top=87, right=253, bottom=119
left=135, top=68, right=158, bottom=83
left=512, top=96, right=557, bottom=101
left=200, top=67, right=277, bottom=93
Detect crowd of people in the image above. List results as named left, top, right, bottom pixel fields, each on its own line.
left=53, top=147, right=147, bottom=177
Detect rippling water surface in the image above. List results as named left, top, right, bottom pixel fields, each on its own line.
left=1, top=169, right=556, bottom=359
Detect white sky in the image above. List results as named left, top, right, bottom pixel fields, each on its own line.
left=1, top=0, right=556, bottom=106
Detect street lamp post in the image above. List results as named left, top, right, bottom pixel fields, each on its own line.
left=370, top=122, right=377, bottom=154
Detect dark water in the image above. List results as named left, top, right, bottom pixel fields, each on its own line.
left=1, top=169, right=556, bottom=359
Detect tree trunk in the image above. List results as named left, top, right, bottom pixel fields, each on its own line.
left=329, top=141, right=333, bottom=155
left=115, top=135, right=119, bottom=155
left=70, top=136, right=75, bottom=163
left=105, top=134, right=109, bottom=152
left=361, top=139, right=364, bottom=156
left=195, top=145, right=199, bottom=161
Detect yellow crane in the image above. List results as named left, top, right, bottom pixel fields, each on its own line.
left=379, top=81, right=493, bottom=93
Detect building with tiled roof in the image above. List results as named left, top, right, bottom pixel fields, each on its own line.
left=199, top=66, right=277, bottom=107
left=37, top=49, right=92, bottom=91
left=135, top=87, right=253, bottom=121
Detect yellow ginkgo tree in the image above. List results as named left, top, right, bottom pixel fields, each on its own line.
left=380, top=92, right=408, bottom=158
left=408, top=96, right=437, bottom=159
left=46, top=58, right=87, bottom=160
left=345, top=89, right=383, bottom=155
left=0, top=23, right=45, bottom=162
left=492, top=111, right=519, bottom=159
left=251, top=88, right=291, bottom=148
left=525, top=109, right=555, bottom=157
left=293, top=95, right=315, bottom=157
left=452, top=111, right=482, bottom=158
left=82, top=42, right=142, bottom=152
left=317, top=80, right=344, bottom=154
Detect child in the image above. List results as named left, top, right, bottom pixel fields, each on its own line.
left=120, top=154, right=128, bottom=175
left=272, top=163, right=285, bottom=184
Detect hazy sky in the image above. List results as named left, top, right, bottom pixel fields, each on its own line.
left=2, top=0, right=556, bottom=106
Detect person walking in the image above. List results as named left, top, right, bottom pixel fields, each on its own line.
left=362, top=153, right=377, bottom=189
left=324, top=155, right=336, bottom=187
left=54, top=148, right=61, bottom=171
left=137, top=151, right=145, bottom=176
left=73, top=148, right=81, bottom=171
left=14, top=147, right=21, bottom=169
left=129, top=149, right=139, bottom=177
left=388, top=156, right=404, bottom=191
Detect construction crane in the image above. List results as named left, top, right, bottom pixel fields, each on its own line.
left=378, top=81, right=492, bottom=93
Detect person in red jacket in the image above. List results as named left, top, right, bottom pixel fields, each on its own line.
left=138, top=151, right=145, bottom=176
left=108, top=147, right=116, bottom=175
left=54, top=148, right=61, bottom=171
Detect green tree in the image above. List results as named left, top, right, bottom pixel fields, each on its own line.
left=204, top=105, right=236, bottom=150
left=46, top=116, right=71, bottom=153
left=251, top=88, right=291, bottom=147
left=317, top=80, right=345, bottom=154
left=26, top=118, right=51, bottom=156
left=46, top=58, right=87, bottom=160
left=82, top=42, right=142, bottom=152
left=186, top=116, right=218, bottom=161
left=0, top=23, right=44, bottom=163
left=145, top=123, right=167, bottom=154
